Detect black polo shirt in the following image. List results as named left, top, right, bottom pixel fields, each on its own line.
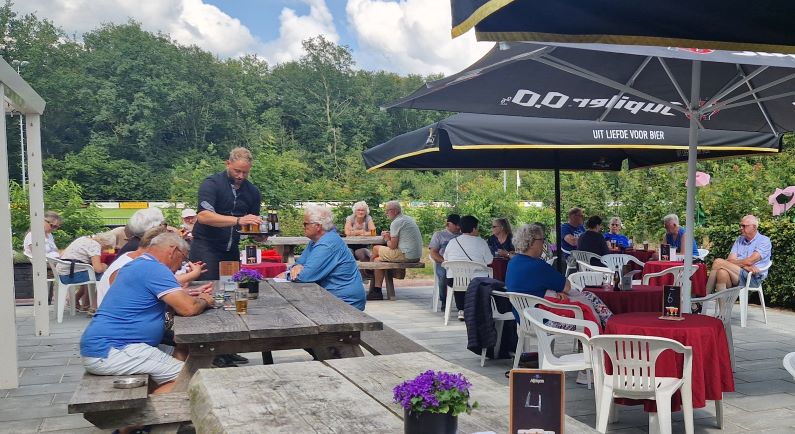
left=192, top=171, right=261, bottom=252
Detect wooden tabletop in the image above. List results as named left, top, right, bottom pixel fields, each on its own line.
left=173, top=280, right=382, bottom=345
left=189, top=352, right=597, bottom=433
left=265, top=235, right=386, bottom=246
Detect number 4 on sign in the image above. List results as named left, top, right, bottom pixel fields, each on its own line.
left=524, top=391, right=541, bottom=411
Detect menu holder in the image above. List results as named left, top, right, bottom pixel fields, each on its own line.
left=510, top=369, right=564, bottom=434
left=659, top=244, right=671, bottom=261
left=659, top=285, right=684, bottom=320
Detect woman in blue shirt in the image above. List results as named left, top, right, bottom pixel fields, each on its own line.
left=604, top=216, right=631, bottom=249
left=280, top=205, right=366, bottom=310
left=663, top=214, right=699, bottom=258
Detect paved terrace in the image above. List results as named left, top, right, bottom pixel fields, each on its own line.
left=3, top=283, right=795, bottom=433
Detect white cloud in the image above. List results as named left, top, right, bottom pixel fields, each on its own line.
left=345, top=0, right=492, bottom=75
left=261, top=0, right=340, bottom=64
left=15, top=0, right=259, bottom=58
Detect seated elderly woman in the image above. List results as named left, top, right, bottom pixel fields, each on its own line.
left=344, top=200, right=377, bottom=261
left=117, top=208, right=166, bottom=255
left=604, top=216, right=630, bottom=249
left=57, top=231, right=117, bottom=312
left=279, top=205, right=365, bottom=310
left=23, top=210, right=63, bottom=259
left=505, top=223, right=613, bottom=328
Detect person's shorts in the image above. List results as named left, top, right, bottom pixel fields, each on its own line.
left=83, top=343, right=183, bottom=385
left=378, top=247, right=412, bottom=262
left=738, top=268, right=764, bottom=287
left=60, top=271, right=90, bottom=284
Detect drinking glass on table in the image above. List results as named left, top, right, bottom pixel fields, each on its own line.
left=643, top=240, right=649, bottom=251
left=235, top=287, right=248, bottom=314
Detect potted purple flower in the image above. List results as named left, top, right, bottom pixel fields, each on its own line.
left=232, top=268, right=263, bottom=300
left=393, top=370, right=478, bottom=434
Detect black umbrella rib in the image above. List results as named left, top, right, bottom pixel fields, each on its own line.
left=597, top=56, right=653, bottom=122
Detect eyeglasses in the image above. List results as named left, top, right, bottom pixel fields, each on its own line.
left=533, top=237, right=546, bottom=242
left=303, top=222, right=319, bottom=227
left=739, top=224, right=751, bottom=228
left=46, top=221, right=60, bottom=230
left=610, top=223, right=620, bottom=226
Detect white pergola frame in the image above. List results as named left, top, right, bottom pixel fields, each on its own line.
left=1, top=58, right=46, bottom=389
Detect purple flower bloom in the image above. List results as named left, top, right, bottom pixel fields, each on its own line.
left=392, top=370, right=476, bottom=416
left=232, top=268, right=263, bottom=283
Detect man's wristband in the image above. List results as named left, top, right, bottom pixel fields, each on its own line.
left=235, top=217, right=240, bottom=227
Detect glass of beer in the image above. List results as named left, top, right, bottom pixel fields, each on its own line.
left=370, top=228, right=376, bottom=236
left=235, top=287, right=248, bottom=314
left=643, top=240, right=650, bottom=251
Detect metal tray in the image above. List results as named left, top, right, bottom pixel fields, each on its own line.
left=113, top=377, right=146, bottom=389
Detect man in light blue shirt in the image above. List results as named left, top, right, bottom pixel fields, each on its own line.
left=707, top=214, right=772, bottom=292
left=281, top=205, right=365, bottom=310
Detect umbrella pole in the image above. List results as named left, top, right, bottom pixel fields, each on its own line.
left=554, top=166, right=564, bottom=273
left=682, top=61, right=701, bottom=314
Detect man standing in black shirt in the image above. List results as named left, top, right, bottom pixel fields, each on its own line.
left=190, top=147, right=264, bottom=280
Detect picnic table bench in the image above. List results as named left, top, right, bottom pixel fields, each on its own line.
left=357, top=260, right=425, bottom=300
left=268, top=235, right=385, bottom=263
left=189, top=352, right=598, bottom=433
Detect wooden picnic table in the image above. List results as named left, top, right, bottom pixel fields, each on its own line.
left=267, top=235, right=385, bottom=263
left=171, top=279, right=382, bottom=392
left=189, top=352, right=598, bottom=433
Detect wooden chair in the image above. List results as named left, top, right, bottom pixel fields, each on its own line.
left=692, top=287, right=741, bottom=372
left=46, top=257, right=98, bottom=323
left=440, top=260, right=491, bottom=325
left=738, top=261, right=773, bottom=327
left=591, top=335, right=694, bottom=434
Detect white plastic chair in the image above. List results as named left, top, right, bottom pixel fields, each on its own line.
left=24, top=252, right=55, bottom=298
left=46, top=258, right=98, bottom=323
left=572, top=250, right=604, bottom=269
left=577, top=260, right=612, bottom=274
left=601, top=253, right=646, bottom=282
left=696, top=248, right=710, bottom=261
left=738, top=261, right=772, bottom=328
left=591, top=335, right=694, bottom=434
left=480, top=291, right=515, bottom=366
left=441, top=260, right=491, bottom=326
left=568, top=271, right=610, bottom=292
left=783, top=352, right=795, bottom=380
left=505, top=292, right=583, bottom=368
left=692, top=287, right=741, bottom=372
left=524, top=307, right=600, bottom=390
left=429, top=254, right=440, bottom=312
left=641, top=264, right=697, bottom=287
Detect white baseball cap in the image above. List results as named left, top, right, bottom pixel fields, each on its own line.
left=181, top=208, right=197, bottom=218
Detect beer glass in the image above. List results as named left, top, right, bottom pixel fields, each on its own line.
left=235, top=287, right=248, bottom=314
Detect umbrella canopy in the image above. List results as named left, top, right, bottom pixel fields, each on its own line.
left=451, top=0, right=795, bottom=54
left=383, top=41, right=795, bottom=311
left=364, top=114, right=780, bottom=171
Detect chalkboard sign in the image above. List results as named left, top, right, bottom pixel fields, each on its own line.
left=509, top=369, right=564, bottom=434
left=660, top=244, right=671, bottom=261
left=660, top=285, right=684, bottom=320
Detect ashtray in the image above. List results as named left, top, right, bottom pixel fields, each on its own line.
left=113, top=377, right=146, bottom=389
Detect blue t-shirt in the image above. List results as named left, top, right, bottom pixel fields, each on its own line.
left=665, top=227, right=699, bottom=257
left=291, top=229, right=366, bottom=311
left=730, top=233, right=772, bottom=279
left=604, top=232, right=630, bottom=248
left=80, top=254, right=182, bottom=358
left=505, top=254, right=566, bottom=321
left=560, top=223, right=585, bottom=255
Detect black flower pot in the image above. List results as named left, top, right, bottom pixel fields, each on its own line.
left=242, top=281, right=259, bottom=300
left=404, top=409, right=457, bottom=434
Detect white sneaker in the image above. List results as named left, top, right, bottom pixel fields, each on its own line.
left=457, top=310, right=465, bottom=321
left=576, top=371, right=590, bottom=385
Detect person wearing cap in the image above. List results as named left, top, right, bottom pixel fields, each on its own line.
left=428, top=214, right=461, bottom=310
left=180, top=208, right=197, bottom=241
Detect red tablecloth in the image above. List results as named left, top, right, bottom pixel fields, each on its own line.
left=100, top=252, right=117, bottom=265
left=642, top=261, right=708, bottom=297
left=241, top=262, right=287, bottom=278
left=604, top=312, right=734, bottom=412
left=584, top=285, right=663, bottom=314
left=489, top=257, right=509, bottom=281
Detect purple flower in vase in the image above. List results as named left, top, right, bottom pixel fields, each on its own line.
left=232, top=268, right=263, bottom=283
left=392, top=370, right=477, bottom=416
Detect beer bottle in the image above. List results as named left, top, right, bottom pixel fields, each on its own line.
left=613, top=265, right=621, bottom=291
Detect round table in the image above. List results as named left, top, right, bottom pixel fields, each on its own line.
left=604, top=312, right=734, bottom=412
left=642, top=261, right=708, bottom=297
left=489, top=257, right=509, bottom=281
left=241, top=262, right=287, bottom=278
left=584, top=284, right=663, bottom=314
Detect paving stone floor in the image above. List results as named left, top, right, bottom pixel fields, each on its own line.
left=3, top=284, right=795, bottom=433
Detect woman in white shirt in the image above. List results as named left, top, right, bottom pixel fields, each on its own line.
left=23, top=211, right=63, bottom=258
left=443, top=215, right=494, bottom=319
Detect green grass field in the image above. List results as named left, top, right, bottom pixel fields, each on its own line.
left=97, top=208, right=138, bottom=218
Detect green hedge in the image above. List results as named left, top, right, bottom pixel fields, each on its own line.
left=701, top=220, right=795, bottom=308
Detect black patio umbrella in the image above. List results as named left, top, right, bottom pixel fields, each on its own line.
left=451, top=0, right=795, bottom=54
left=383, top=41, right=795, bottom=310
left=364, top=113, right=781, bottom=267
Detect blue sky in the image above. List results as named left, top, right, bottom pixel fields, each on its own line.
left=16, top=0, right=491, bottom=75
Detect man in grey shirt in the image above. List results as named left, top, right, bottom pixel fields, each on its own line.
left=370, top=201, right=423, bottom=300
left=429, top=214, right=461, bottom=309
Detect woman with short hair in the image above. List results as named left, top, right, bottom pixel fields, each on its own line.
left=23, top=210, right=63, bottom=258
left=604, top=216, right=630, bottom=249
left=344, top=201, right=377, bottom=261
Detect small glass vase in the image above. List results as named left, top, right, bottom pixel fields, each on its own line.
left=241, top=281, right=259, bottom=300
left=403, top=409, right=457, bottom=434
